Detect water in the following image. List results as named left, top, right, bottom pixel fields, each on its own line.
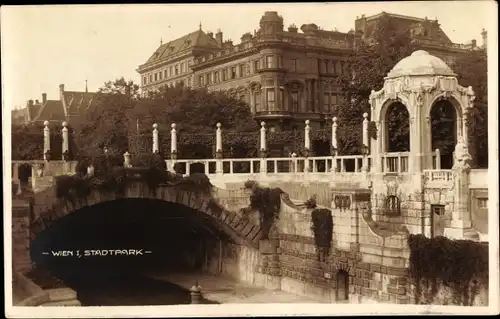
left=57, top=272, right=195, bottom=306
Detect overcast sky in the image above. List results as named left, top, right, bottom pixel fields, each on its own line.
left=1, top=1, right=496, bottom=110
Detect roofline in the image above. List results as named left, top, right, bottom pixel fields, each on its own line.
left=361, top=12, right=437, bottom=23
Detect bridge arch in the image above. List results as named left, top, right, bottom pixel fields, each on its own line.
left=30, top=180, right=263, bottom=249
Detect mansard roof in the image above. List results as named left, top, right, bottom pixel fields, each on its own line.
left=143, top=29, right=221, bottom=65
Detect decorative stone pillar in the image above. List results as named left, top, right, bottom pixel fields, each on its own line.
left=445, top=141, right=474, bottom=240
left=260, top=121, right=267, bottom=175
left=169, top=123, right=177, bottom=173
left=362, top=113, right=369, bottom=172
left=215, top=123, right=223, bottom=174
left=435, top=148, right=441, bottom=170
left=62, top=121, right=69, bottom=159
left=330, top=117, right=338, bottom=172
left=190, top=282, right=203, bottom=304
left=303, top=120, right=311, bottom=173
left=123, top=152, right=132, bottom=168
left=152, top=123, right=159, bottom=154
left=43, top=121, right=50, bottom=162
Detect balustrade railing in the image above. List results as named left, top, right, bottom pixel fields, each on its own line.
left=381, top=152, right=410, bottom=173
left=424, top=169, right=453, bottom=182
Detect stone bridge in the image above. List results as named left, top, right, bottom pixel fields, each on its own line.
left=10, top=50, right=491, bottom=305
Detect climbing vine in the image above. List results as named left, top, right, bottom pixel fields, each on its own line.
left=244, top=180, right=284, bottom=239
left=310, top=208, right=333, bottom=262
left=408, top=234, right=488, bottom=306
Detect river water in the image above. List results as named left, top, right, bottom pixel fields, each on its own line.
left=56, top=271, right=218, bottom=306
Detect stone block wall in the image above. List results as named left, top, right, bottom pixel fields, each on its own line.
left=12, top=200, right=32, bottom=273
left=203, top=241, right=261, bottom=286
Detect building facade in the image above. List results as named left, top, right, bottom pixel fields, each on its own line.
left=137, top=11, right=486, bottom=132
left=13, top=84, right=96, bottom=125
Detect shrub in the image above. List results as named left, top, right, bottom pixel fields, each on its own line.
left=311, top=208, right=333, bottom=261
left=305, top=195, right=318, bottom=209
left=247, top=184, right=284, bottom=239
left=408, top=234, right=488, bottom=305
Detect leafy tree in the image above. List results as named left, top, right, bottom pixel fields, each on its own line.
left=73, top=77, right=139, bottom=157
left=336, top=15, right=416, bottom=154
left=453, top=49, right=488, bottom=168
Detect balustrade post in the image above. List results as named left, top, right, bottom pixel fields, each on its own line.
left=435, top=148, right=441, bottom=170
left=304, top=120, right=311, bottom=173
left=260, top=122, right=267, bottom=175
left=152, top=123, right=159, bottom=154
left=123, top=151, right=132, bottom=168
left=13, top=163, right=21, bottom=195
left=169, top=123, right=177, bottom=173
left=61, top=121, right=70, bottom=174
left=43, top=121, right=50, bottom=162
left=398, top=153, right=402, bottom=173
left=361, top=112, right=370, bottom=172
left=330, top=117, right=338, bottom=172
left=215, top=123, right=223, bottom=175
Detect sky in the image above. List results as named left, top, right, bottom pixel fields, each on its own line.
left=1, top=1, right=496, bottom=110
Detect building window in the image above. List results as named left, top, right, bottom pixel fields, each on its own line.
left=277, top=56, right=282, bottom=68
left=266, top=56, right=273, bottom=68
left=175, top=65, right=179, bottom=75
left=214, top=71, right=220, bottom=83
left=386, top=195, right=401, bottom=217
left=169, top=66, right=173, bottom=77
left=199, top=75, right=204, bottom=86
left=266, top=89, right=275, bottom=111
left=291, top=59, right=297, bottom=72
left=254, top=91, right=261, bottom=111
left=149, top=74, right=153, bottom=83
left=164, top=70, right=168, bottom=78
left=324, top=60, right=329, bottom=73
left=478, top=198, right=488, bottom=209
left=187, top=61, right=192, bottom=70
left=231, top=67, right=236, bottom=79
left=143, top=76, right=147, bottom=85
left=187, top=77, right=192, bottom=87
left=336, top=61, right=342, bottom=75
left=206, top=74, right=210, bottom=85
left=331, top=61, right=336, bottom=74
left=159, top=72, right=163, bottom=80
left=254, top=60, right=260, bottom=72
left=222, top=69, right=228, bottom=81
left=291, top=91, right=299, bottom=112
left=239, top=64, right=245, bottom=77
left=280, top=89, right=284, bottom=110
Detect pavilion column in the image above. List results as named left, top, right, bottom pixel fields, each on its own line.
left=62, top=121, right=70, bottom=173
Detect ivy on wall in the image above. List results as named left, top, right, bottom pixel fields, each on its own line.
left=408, top=234, right=489, bottom=306
left=243, top=180, right=284, bottom=239
left=310, top=208, right=333, bottom=262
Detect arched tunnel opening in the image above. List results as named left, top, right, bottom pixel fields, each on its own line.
left=30, top=199, right=231, bottom=305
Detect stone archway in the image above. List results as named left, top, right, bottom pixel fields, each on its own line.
left=29, top=181, right=263, bottom=249
left=336, top=270, right=349, bottom=302
left=384, top=101, right=411, bottom=153
left=429, top=99, right=459, bottom=169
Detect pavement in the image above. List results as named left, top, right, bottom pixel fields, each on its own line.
left=144, top=272, right=326, bottom=304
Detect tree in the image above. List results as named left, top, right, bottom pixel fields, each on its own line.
left=336, top=15, right=417, bottom=154
left=73, top=77, right=140, bottom=157
left=453, top=49, right=488, bottom=168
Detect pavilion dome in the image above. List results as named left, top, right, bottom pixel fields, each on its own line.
left=386, top=50, right=456, bottom=79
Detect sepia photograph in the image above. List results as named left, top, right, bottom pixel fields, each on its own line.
left=2, top=2, right=498, bottom=317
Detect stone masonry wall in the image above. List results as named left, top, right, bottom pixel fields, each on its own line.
left=12, top=200, right=32, bottom=274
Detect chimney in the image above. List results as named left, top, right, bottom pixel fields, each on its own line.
left=35, top=99, right=39, bottom=104
left=215, top=29, right=223, bottom=45
left=28, top=100, right=33, bottom=106
left=481, top=28, right=487, bottom=48
left=207, top=31, right=213, bottom=38
left=42, top=93, right=47, bottom=104
left=471, top=39, right=477, bottom=48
